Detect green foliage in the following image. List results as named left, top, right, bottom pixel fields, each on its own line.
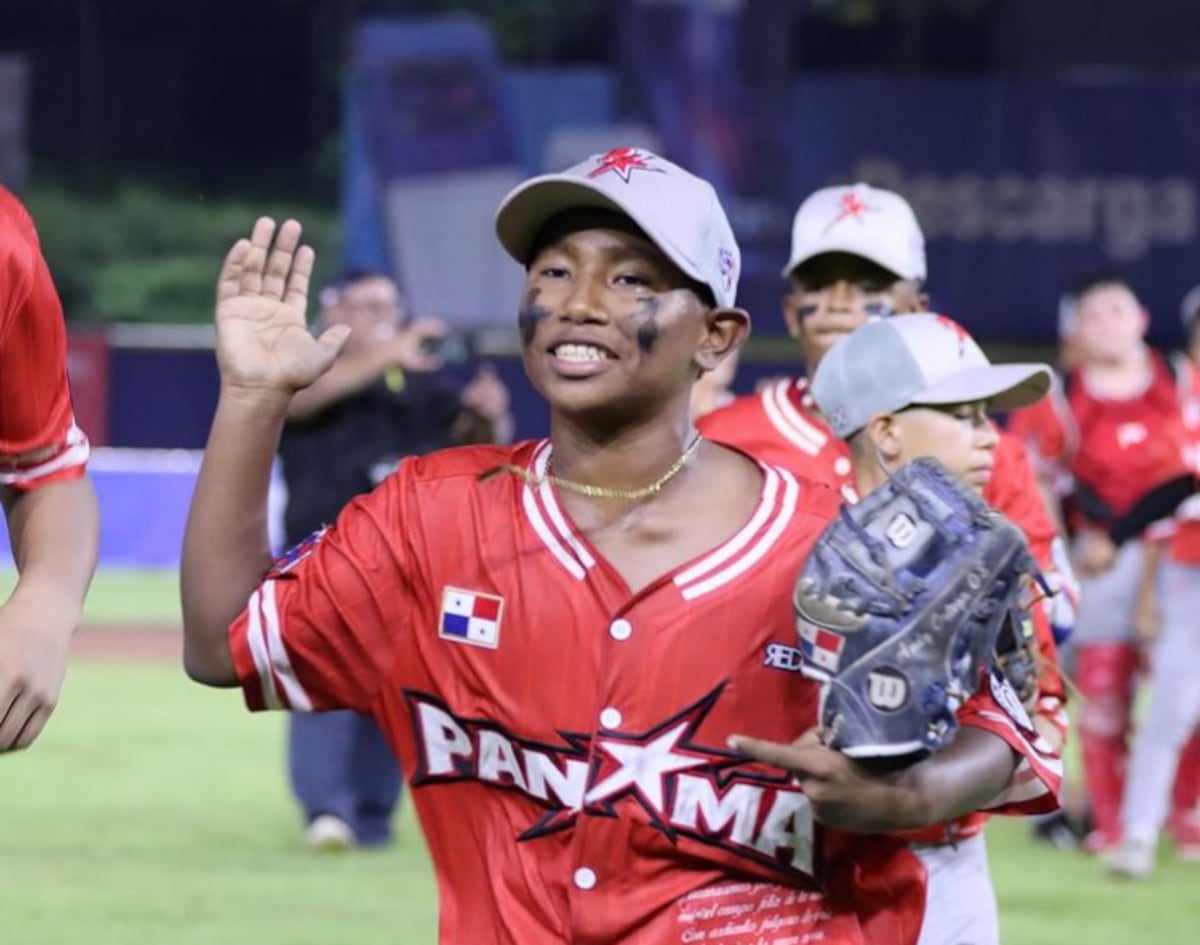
left=22, top=183, right=340, bottom=324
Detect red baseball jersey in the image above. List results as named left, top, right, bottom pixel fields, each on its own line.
left=229, top=441, right=1060, bottom=945
left=699, top=379, right=858, bottom=501
left=1169, top=355, right=1200, bottom=564
left=1007, top=354, right=1191, bottom=527
left=0, top=185, right=88, bottom=491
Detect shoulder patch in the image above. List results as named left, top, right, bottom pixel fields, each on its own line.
left=267, top=525, right=329, bottom=577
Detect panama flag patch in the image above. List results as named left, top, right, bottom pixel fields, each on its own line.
left=797, top=621, right=845, bottom=674
left=438, top=587, right=504, bottom=649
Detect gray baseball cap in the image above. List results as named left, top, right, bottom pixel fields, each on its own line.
left=494, top=147, right=741, bottom=308
left=811, top=314, right=1052, bottom=439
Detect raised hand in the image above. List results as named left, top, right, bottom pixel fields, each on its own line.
left=215, top=217, right=350, bottom=396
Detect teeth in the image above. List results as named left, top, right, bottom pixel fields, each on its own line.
left=554, top=343, right=609, bottom=362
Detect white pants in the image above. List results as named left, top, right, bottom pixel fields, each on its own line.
left=1121, top=560, right=1200, bottom=839
left=1071, top=538, right=1144, bottom=649
left=914, top=834, right=998, bottom=945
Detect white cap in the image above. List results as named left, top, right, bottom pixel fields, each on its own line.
left=782, top=183, right=926, bottom=282
left=494, top=147, right=740, bottom=308
left=811, top=313, right=1052, bottom=439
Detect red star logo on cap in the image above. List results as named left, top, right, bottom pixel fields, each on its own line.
left=935, top=314, right=971, bottom=356
left=587, top=147, right=664, bottom=182
left=822, top=189, right=878, bottom=233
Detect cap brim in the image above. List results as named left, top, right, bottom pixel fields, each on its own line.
left=911, top=363, right=1052, bottom=412
left=495, top=176, right=707, bottom=287
left=781, top=246, right=911, bottom=281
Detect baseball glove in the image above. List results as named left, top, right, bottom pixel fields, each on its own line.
left=793, top=457, right=1036, bottom=758
left=994, top=609, right=1040, bottom=709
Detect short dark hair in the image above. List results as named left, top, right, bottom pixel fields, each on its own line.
left=328, top=268, right=396, bottom=293
left=320, top=269, right=404, bottom=311
left=1068, top=270, right=1137, bottom=305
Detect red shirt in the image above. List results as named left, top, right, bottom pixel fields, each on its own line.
left=699, top=379, right=858, bottom=502
left=1008, top=353, right=1191, bottom=528
left=0, top=185, right=88, bottom=491
left=229, top=442, right=1060, bottom=945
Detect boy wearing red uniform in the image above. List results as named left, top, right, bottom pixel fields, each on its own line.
left=0, top=185, right=98, bottom=752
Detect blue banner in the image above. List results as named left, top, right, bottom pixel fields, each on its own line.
left=773, top=77, right=1200, bottom=345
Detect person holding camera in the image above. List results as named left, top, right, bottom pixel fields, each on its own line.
left=279, top=269, right=511, bottom=849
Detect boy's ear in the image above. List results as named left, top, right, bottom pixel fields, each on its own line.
left=696, top=306, right=751, bottom=373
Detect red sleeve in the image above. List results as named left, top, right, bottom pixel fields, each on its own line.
left=1006, top=394, right=1069, bottom=477
left=228, top=464, right=420, bottom=713
left=0, top=186, right=88, bottom=491
left=984, top=432, right=1068, bottom=707
left=958, top=668, right=1064, bottom=815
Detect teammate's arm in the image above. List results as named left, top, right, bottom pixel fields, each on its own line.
left=181, top=218, right=348, bottom=686
left=0, top=477, right=98, bottom=750
left=729, top=726, right=1016, bottom=834
left=286, top=318, right=445, bottom=422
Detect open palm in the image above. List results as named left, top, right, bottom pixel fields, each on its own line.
left=215, top=217, right=349, bottom=394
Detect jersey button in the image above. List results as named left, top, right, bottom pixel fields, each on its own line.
left=573, top=867, right=597, bottom=890
left=599, top=707, right=622, bottom=729
left=609, top=619, right=633, bottom=641
left=834, top=456, right=852, bottom=477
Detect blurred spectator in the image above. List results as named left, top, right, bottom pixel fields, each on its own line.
left=1009, top=272, right=1200, bottom=856
left=0, top=185, right=98, bottom=753
left=279, top=269, right=511, bottom=850
left=1109, top=292, right=1200, bottom=877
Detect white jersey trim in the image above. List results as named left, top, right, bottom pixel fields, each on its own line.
left=0, top=422, right=90, bottom=487
left=675, top=465, right=781, bottom=586
left=246, top=589, right=282, bottom=710
left=521, top=441, right=591, bottom=581
left=245, top=581, right=314, bottom=712
left=761, top=380, right=826, bottom=457
left=676, top=466, right=802, bottom=601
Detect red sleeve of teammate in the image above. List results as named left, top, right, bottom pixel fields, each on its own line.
left=958, top=667, right=1063, bottom=815
left=228, top=465, right=420, bottom=714
left=1006, top=391, right=1070, bottom=480
left=985, top=433, right=1068, bottom=716
left=0, top=186, right=88, bottom=491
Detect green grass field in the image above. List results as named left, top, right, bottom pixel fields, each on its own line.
left=0, top=570, right=1195, bottom=943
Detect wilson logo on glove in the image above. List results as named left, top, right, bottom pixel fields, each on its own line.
left=792, top=457, right=1038, bottom=758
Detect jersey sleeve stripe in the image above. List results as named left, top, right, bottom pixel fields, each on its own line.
left=968, top=707, right=1064, bottom=811
left=0, top=422, right=89, bottom=487
left=674, top=466, right=781, bottom=585
left=982, top=758, right=1053, bottom=809
left=246, top=588, right=284, bottom=710
left=679, top=468, right=801, bottom=601
left=261, top=580, right=314, bottom=712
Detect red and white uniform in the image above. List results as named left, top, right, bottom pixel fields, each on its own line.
left=230, top=442, right=1060, bottom=945
left=1008, top=354, right=1192, bottom=530
left=0, top=185, right=88, bottom=491
left=1009, top=353, right=1194, bottom=849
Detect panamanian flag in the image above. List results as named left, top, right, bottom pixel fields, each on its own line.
left=438, top=587, right=504, bottom=649
left=797, top=621, right=845, bottom=675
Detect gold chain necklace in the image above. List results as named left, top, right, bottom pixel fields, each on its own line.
left=483, top=433, right=704, bottom=500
